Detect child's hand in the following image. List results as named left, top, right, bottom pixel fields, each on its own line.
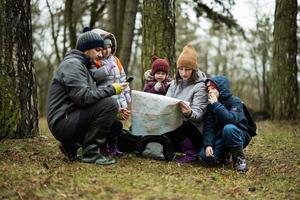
left=208, top=92, right=218, bottom=104
left=178, top=101, right=192, bottom=117
left=205, top=146, right=214, bottom=157
left=154, top=82, right=162, bottom=91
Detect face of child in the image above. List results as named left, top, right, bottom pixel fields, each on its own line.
left=154, top=71, right=167, bottom=82
left=178, top=67, right=193, bottom=80
left=206, top=81, right=220, bottom=98
left=103, top=45, right=112, bottom=58
left=84, top=47, right=103, bottom=60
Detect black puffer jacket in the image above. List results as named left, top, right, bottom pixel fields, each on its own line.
left=47, top=49, right=116, bottom=130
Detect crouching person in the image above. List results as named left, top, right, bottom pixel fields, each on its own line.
left=199, top=76, right=252, bottom=171
left=47, top=29, right=127, bottom=165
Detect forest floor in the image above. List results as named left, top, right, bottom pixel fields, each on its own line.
left=0, top=119, right=299, bottom=200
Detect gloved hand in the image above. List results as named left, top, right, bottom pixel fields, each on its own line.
left=154, top=82, right=162, bottom=91
left=112, top=83, right=128, bottom=95
left=112, top=83, right=122, bottom=95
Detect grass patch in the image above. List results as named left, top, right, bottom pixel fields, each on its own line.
left=0, top=119, right=299, bottom=199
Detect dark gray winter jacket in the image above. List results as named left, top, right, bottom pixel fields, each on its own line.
left=47, top=49, right=116, bottom=131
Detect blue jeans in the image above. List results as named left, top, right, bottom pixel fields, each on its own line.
left=199, top=124, right=250, bottom=164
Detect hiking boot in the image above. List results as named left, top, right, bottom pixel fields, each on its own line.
left=224, top=151, right=233, bottom=165
left=81, top=144, right=116, bottom=165
left=233, top=155, right=247, bottom=171
left=59, top=143, right=79, bottom=162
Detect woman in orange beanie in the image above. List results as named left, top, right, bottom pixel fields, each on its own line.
left=165, top=44, right=208, bottom=163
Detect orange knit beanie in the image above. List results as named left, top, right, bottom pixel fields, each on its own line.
left=176, top=44, right=198, bottom=70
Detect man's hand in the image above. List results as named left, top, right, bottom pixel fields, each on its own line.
left=178, top=101, right=192, bottom=117
left=205, top=146, right=214, bottom=157
left=118, top=108, right=131, bottom=120
left=120, top=83, right=129, bottom=91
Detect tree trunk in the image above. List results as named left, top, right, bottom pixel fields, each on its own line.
left=0, top=0, right=39, bottom=138
left=261, top=48, right=270, bottom=112
left=107, top=0, right=126, bottom=53
left=106, top=0, right=117, bottom=33
left=271, top=0, right=299, bottom=120
left=118, top=0, right=138, bottom=73
left=106, top=0, right=137, bottom=73
left=89, top=0, right=106, bottom=29
left=46, top=0, right=61, bottom=63
left=142, top=0, right=176, bottom=85
left=65, top=0, right=77, bottom=49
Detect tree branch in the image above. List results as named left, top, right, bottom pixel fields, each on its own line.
left=46, top=0, right=61, bottom=62
left=193, top=0, right=245, bottom=38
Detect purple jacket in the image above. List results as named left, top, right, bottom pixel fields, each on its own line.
left=143, top=79, right=170, bottom=95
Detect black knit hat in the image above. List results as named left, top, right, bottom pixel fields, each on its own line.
left=76, top=27, right=104, bottom=51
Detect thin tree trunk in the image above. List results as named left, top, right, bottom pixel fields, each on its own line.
left=118, top=0, right=138, bottom=73
left=106, top=0, right=117, bottom=33
left=65, top=0, right=77, bottom=49
left=261, top=49, right=270, bottom=112
left=271, top=0, right=299, bottom=119
left=0, top=0, right=39, bottom=138
left=203, top=50, right=208, bottom=75
left=114, top=0, right=126, bottom=56
left=46, top=0, right=61, bottom=62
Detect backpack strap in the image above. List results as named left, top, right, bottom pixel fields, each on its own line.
left=114, top=56, right=123, bottom=74
left=242, top=103, right=257, bottom=136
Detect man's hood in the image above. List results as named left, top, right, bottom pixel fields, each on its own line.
left=92, top=28, right=117, bottom=55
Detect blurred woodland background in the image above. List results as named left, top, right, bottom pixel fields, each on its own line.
left=0, top=0, right=299, bottom=138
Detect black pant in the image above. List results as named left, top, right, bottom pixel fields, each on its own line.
left=164, top=121, right=203, bottom=152
left=107, top=119, right=123, bottom=145
left=52, top=97, right=118, bottom=147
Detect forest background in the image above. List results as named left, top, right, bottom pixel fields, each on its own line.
left=0, top=1, right=299, bottom=199
left=32, top=0, right=299, bottom=120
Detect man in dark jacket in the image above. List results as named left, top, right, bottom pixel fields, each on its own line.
left=47, top=29, right=126, bottom=165
left=199, top=76, right=251, bottom=171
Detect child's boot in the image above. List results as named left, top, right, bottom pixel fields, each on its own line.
left=107, top=143, right=123, bottom=156
left=232, top=151, right=247, bottom=171
left=175, top=138, right=198, bottom=163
